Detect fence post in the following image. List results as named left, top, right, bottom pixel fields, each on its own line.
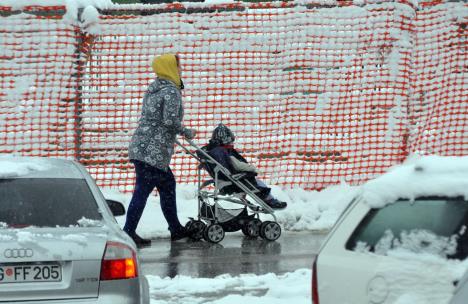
left=73, top=27, right=84, bottom=162
left=72, top=8, right=92, bottom=162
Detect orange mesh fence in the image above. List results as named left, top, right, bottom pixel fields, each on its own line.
left=0, top=6, right=80, bottom=160
left=0, top=1, right=466, bottom=192
left=408, top=2, right=467, bottom=156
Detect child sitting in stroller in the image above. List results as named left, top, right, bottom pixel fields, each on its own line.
left=205, top=123, right=287, bottom=210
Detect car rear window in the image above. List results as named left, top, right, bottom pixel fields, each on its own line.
left=346, top=197, right=468, bottom=259
left=0, top=178, right=102, bottom=228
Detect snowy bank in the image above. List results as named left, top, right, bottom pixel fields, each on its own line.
left=147, top=268, right=311, bottom=304
left=105, top=155, right=468, bottom=237
left=145, top=253, right=468, bottom=304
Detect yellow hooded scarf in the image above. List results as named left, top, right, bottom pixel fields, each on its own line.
left=151, top=54, right=182, bottom=89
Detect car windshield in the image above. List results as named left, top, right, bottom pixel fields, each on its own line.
left=346, top=197, right=468, bottom=259
left=0, top=178, right=102, bottom=228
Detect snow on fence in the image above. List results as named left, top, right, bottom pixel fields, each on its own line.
left=0, top=0, right=466, bottom=192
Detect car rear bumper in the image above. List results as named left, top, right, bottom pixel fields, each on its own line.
left=0, top=277, right=150, bottom=304
left=4, top=298, right=139, bottom=304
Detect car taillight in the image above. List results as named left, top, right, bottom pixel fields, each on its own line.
left=100, top=241, right=138, bottom=280
left=312, top=258, right=319, bottom=304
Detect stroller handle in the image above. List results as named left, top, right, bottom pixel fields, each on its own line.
left=174, top=138, right=233, bottom=177
left=174, top=138, right=200, bottom=160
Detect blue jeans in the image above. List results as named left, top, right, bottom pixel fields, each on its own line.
left=123, top=160, right=184, bottom=235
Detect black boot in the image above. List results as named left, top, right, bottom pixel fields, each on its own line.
left=129, top=233, right=151, bottom=247
left=265, top=198, right=287, bottom=210
left=171, top=227, right=189, bottom=241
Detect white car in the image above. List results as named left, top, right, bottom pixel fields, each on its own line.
left=450, top=269, right=468, bottom=304
left=312, top=156, right=468, bottom=304
left=0, top=156, right=149, bottom=304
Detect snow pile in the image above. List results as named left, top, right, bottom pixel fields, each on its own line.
left=147, top=268, right=311, bottom=304
left=63, top=0, right=110, bottom=31
left=362, top=155, right=468, bottom=208
left=0, top=157, right=52, bottom=178
left=79, top=5, right=101, bottom=33
left=274, top=182, right=359, bottom=231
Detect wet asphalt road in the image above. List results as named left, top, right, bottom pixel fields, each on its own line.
left=138, top=231, right=327, bottom=278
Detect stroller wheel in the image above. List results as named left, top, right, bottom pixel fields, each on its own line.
left=242, top=218, right=262, bottom=238
left=260, top=221, right=281, bottom=241
left=185, top=219, right=195, bottom=230
left=203, top=224, right=225, bottom=243
left=189, top=220, right=206, bottom=241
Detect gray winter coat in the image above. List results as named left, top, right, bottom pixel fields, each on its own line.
left=129, top=78, right=189, bottom=170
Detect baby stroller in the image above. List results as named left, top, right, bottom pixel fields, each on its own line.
left=176, top=139, right=282, bottom=243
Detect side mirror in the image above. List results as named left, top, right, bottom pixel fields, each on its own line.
left=106, top=199, right=126, bottom=217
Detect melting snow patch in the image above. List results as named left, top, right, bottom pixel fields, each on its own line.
left=147, top=269, right=311, bottom=304
left=77, top=217, right=103, bottom=227
left=62, top=234, right=89, bottom=246
left=16, top=231, right=34, bottom=243
left=0, top=234, right=14, bottom=241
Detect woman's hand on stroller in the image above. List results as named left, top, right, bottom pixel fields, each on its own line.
left=183, top=128, right=197, bottom=140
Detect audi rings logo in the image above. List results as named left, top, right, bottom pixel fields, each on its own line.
left=4, top=248, right=34, bottom=258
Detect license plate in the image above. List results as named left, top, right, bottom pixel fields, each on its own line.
left=0, top=263, right=62, bottom=283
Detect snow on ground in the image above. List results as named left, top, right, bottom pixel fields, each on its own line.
left=147, top=268, right=311, bottom=304
left=102, top=181, right=358, bottom=238
left=101, top=155, right=468, bottom=304
left=145, top=249, right=467, bottom=304
left=144, top=250, right=467, bottom=304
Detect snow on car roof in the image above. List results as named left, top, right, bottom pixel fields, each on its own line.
left=362, top=155, right=468, bottom=208
left=0, top=156, right=83, bottom=179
